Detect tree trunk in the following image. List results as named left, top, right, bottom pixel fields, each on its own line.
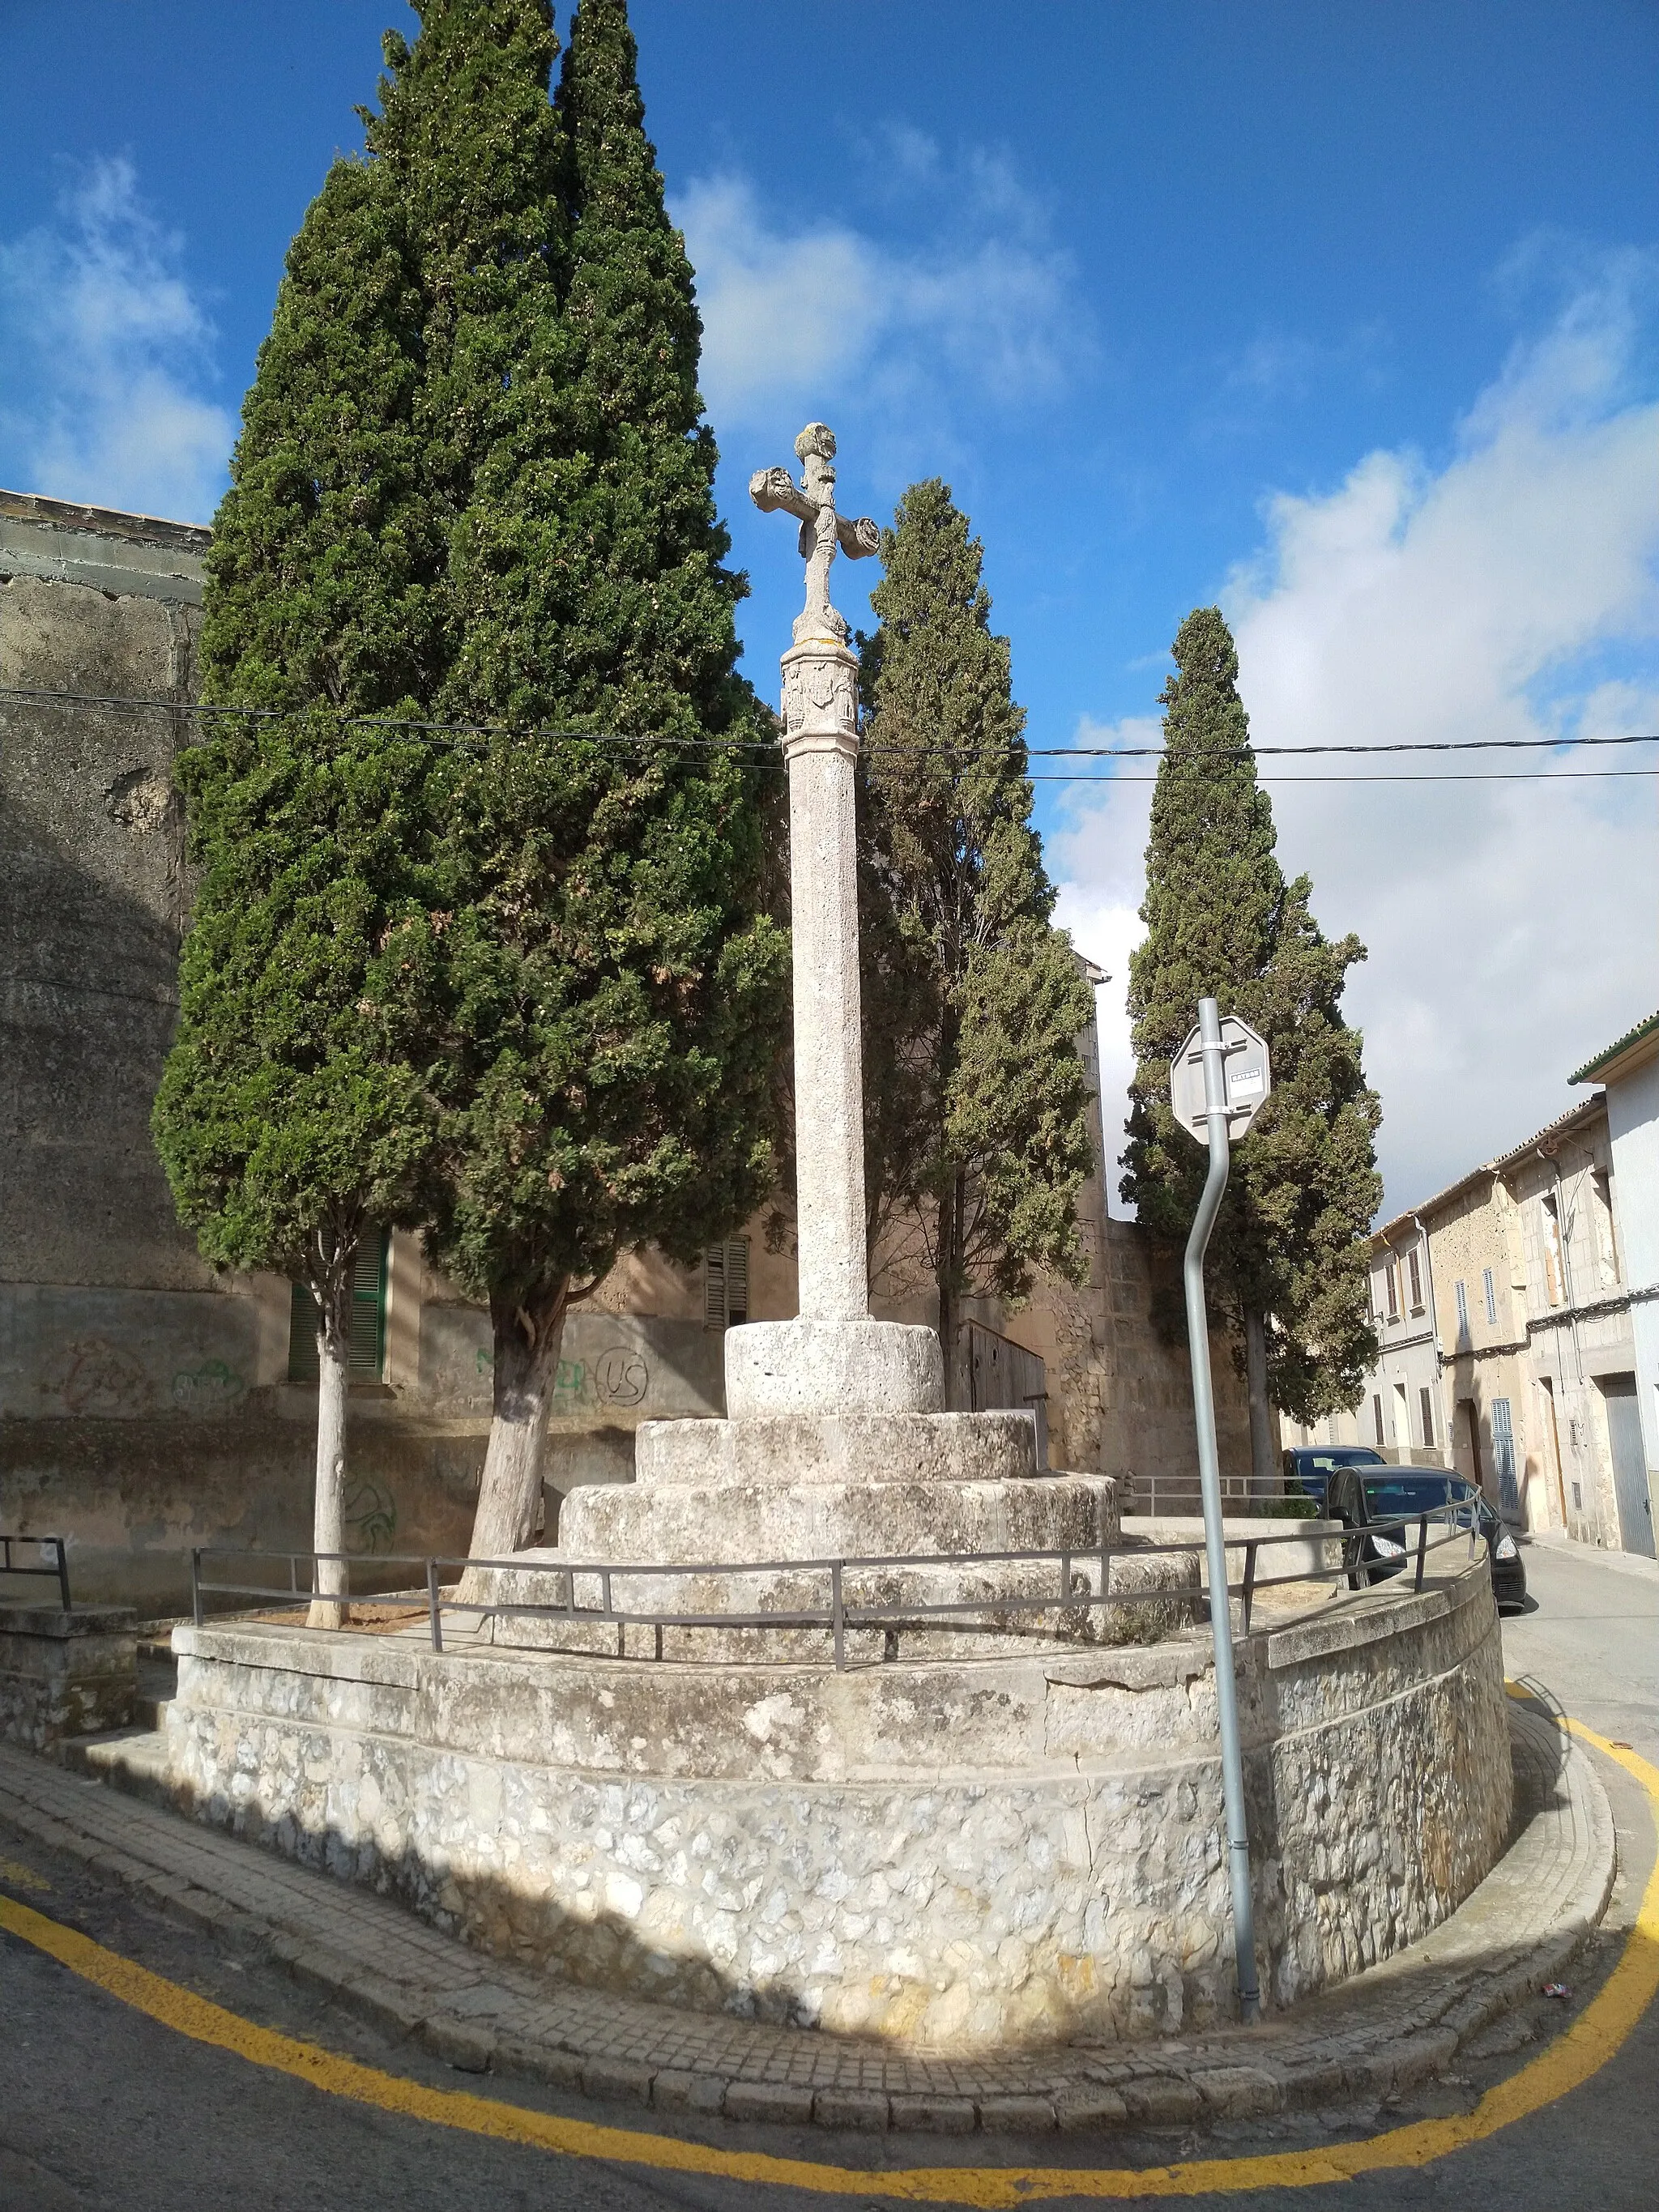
left=461, top=1280, right=570, bottom=1600
left=309, top=1263, right=353, bottom=1630
left=1244, top=1306, right=1276, bottom=1498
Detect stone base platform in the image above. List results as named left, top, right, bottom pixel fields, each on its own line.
left=3, top=1690, right=1608, bottom=2133
left=97, top=1559, right=1512, bottom=2053
left=632, top=1409, right=1038, bottom=1490
left=558, top=1466, right=1105, bottom=1562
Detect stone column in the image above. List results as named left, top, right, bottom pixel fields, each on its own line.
left=779, top=638, right=867, bottom=1320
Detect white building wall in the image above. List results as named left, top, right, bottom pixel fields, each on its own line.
left=1603, top=1054, right=1659, bottom=1544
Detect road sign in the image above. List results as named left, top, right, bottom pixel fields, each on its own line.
left=1170, top=1015, right=1272, bottom=1142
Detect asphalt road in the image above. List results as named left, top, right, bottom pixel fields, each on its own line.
left=2, top=1536, right=1656, bottom=2211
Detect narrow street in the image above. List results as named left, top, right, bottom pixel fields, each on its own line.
left=2, top=1536, right=1656, bottom=2212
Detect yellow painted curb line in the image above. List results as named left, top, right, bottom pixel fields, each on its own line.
left=0, top=1709, right=1654, bottom=2206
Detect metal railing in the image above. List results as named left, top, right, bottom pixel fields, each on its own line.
left=189, top=1507, right=1478, bottom=1670
left=0, top=1534, right=71, bottom=1610
left=1123, top=1473, right=1294, bottom=1517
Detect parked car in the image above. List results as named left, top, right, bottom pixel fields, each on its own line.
left=1324, top=1465, right=1527, bottom=1611
left=1282, top=1444, right=1386, bottom=1510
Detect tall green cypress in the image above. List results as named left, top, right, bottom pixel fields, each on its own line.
left=153, top=154, right=441, bottom=1623
left=1121, top=607, right=1382, bottom=1463
left=416, top=0, right=786, bottom=1556
left=859, top=480, right=1095, bottom=1395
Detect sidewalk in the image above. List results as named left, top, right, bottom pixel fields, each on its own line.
left=0, top=1703, right=1615, bottom=2136
left=1525, top=1527, right=1659, bottom=1585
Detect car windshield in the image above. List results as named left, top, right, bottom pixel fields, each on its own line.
left=1362, top=1476, right=1473, bottom=1520
left=1296, top=1449, right=1384, bottom=1471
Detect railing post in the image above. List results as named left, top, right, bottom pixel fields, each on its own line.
left=54, top=1537, right=71, bottom=1613
left=1414, top=1513, right=1430, bottom=1592
left=1059, top=1546, right=1071, bottom=1606
left=832, top=1560, right=845, bottom=1672
left=191, top=1548, right=203, bottom=1629
left=426, top=1558, right=444, bottom=1652
left=1241, top=1541, right=1258, bottom=1635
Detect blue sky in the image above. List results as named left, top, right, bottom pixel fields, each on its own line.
left=3, top=1, right=1657, bottom=1216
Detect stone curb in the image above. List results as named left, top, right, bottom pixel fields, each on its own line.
left=0, top=1706, right=1616, bottom=2137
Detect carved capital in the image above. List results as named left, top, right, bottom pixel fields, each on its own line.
left=780, top=640, right=859, bottom=742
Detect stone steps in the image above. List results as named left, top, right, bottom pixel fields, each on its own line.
left=60, top=1723, right=173, bottom=1805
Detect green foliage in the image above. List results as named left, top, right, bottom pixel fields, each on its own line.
left=858, top=480, right=1095, bottom=1353
left=409, top=0, right=787, bottom=1314
left=162, top=0, right=784, bottom=1385
left=1121, top=606, right=1383, bottom=1422
left=152, top=714, right=437, bottom=1287
left=161, top=121, right=446, bottom=1299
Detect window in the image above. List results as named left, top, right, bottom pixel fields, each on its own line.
left=1385, top=1260, right=1400, bottom=1320
left=287, top=1232, right=390, bottom=1383
left=1419, top=1385, right=1436, bottom=1448
left=1542, top=1195, right=1564, bottom=1306
left=1454, top=1280, right=1469, bottom=1340
left=1491, top=1397, right=1519, bottom=1515
left=1407, top=1248, right=1424, bottom=1312
left=703, top=1238, right=750, bottom=1329
left=1482, top=1267, right=1498, bottom=1327
left=1372, top=1393, right=1385, bottom=1447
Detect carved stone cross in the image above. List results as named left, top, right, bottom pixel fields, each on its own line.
left=746, top=424, right=881, bottom=1321
left=750, top=422, right=879, bottom=646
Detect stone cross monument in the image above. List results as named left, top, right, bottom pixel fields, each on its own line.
left=748, top=424, right=879, bottom=1323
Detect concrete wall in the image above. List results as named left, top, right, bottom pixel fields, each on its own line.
left=160, top=1558, right=1509, bottom=2050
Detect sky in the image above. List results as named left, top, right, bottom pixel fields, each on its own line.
left=2, top=0, right=1656, bottom=1221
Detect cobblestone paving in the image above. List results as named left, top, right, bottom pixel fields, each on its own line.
left=0, top=1699, right=1613, bottom=2134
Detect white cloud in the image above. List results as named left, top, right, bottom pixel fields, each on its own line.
left=677, top=150, right=1082, bottom=429
left=1056, top=256, right=1659, bottom=1221
left=0, top=158, right=233, bottom=523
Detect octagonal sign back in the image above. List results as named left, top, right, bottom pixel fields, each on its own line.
left=1170, top=1016, right=1273, bottom=1143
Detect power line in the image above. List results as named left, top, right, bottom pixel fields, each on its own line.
left=2, top=682, right=1657, bottom=780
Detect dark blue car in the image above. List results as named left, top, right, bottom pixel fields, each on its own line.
left=1281, top=1445, right=1386, bottom=1511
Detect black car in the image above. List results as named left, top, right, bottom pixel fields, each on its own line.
left=1324, top=1465, right=1527, bottom=1611
left=1282, top=1444, right=1386, bottom=1511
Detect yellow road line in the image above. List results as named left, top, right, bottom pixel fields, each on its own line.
left=0, top=1712, right=1654, bottom=2206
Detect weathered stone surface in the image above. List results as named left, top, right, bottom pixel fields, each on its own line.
left=723, top=1317, right=944, bottom=1419
left=559, top=1468, right=1103, bottom=1561
left=161, top=1563, right=1510, bottom=2053
left=0, top=1603, right=135, bottom=1750
left=631, top=1411, right=1038, bottom=1493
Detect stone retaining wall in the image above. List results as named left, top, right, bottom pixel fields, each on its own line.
left=0, top=1604, right=135, bottom=1750
left=161, top=1562, right=1509, bottom=2052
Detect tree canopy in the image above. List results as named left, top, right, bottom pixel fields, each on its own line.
left=1121, top=605, right=1382, bottom=1427
left=857, top=479, right=1095, bottom=1388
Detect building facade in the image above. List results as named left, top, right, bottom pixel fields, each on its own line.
left=3, top=492, right=1251, bottom=1605
left=1570, top=1012, right=1659, bottom=1558
left=1284, top=1089, right=1647, bottom=1554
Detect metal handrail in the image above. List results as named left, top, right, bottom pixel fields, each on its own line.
left=0, top=1534, right=71, bottom=1610
left=188, top=1508, right=1478, bottom=1667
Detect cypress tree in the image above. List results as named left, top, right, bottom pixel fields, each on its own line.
left=416, top=0, right=787, bottom=1556
left=858, top=480, right=1095, bottom=1396
left=153, top=153, right=441, bottom=1623
left=1121, top=606, right=1382, bottom=1463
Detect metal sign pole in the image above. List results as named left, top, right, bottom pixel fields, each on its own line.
left=1181, top=995, right=1262, bottom=2023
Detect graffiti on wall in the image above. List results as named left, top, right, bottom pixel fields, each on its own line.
left=343, top=1475, right=398, bottom=1554
left=594, top=1347, right=649, bottom=1407
left=171, top=1360, right=246, bottom=1413
left=44, top=1339, right=153, bottom=1417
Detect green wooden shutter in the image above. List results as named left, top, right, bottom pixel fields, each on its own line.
left=286, top=1233, right=389, bottom=1383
